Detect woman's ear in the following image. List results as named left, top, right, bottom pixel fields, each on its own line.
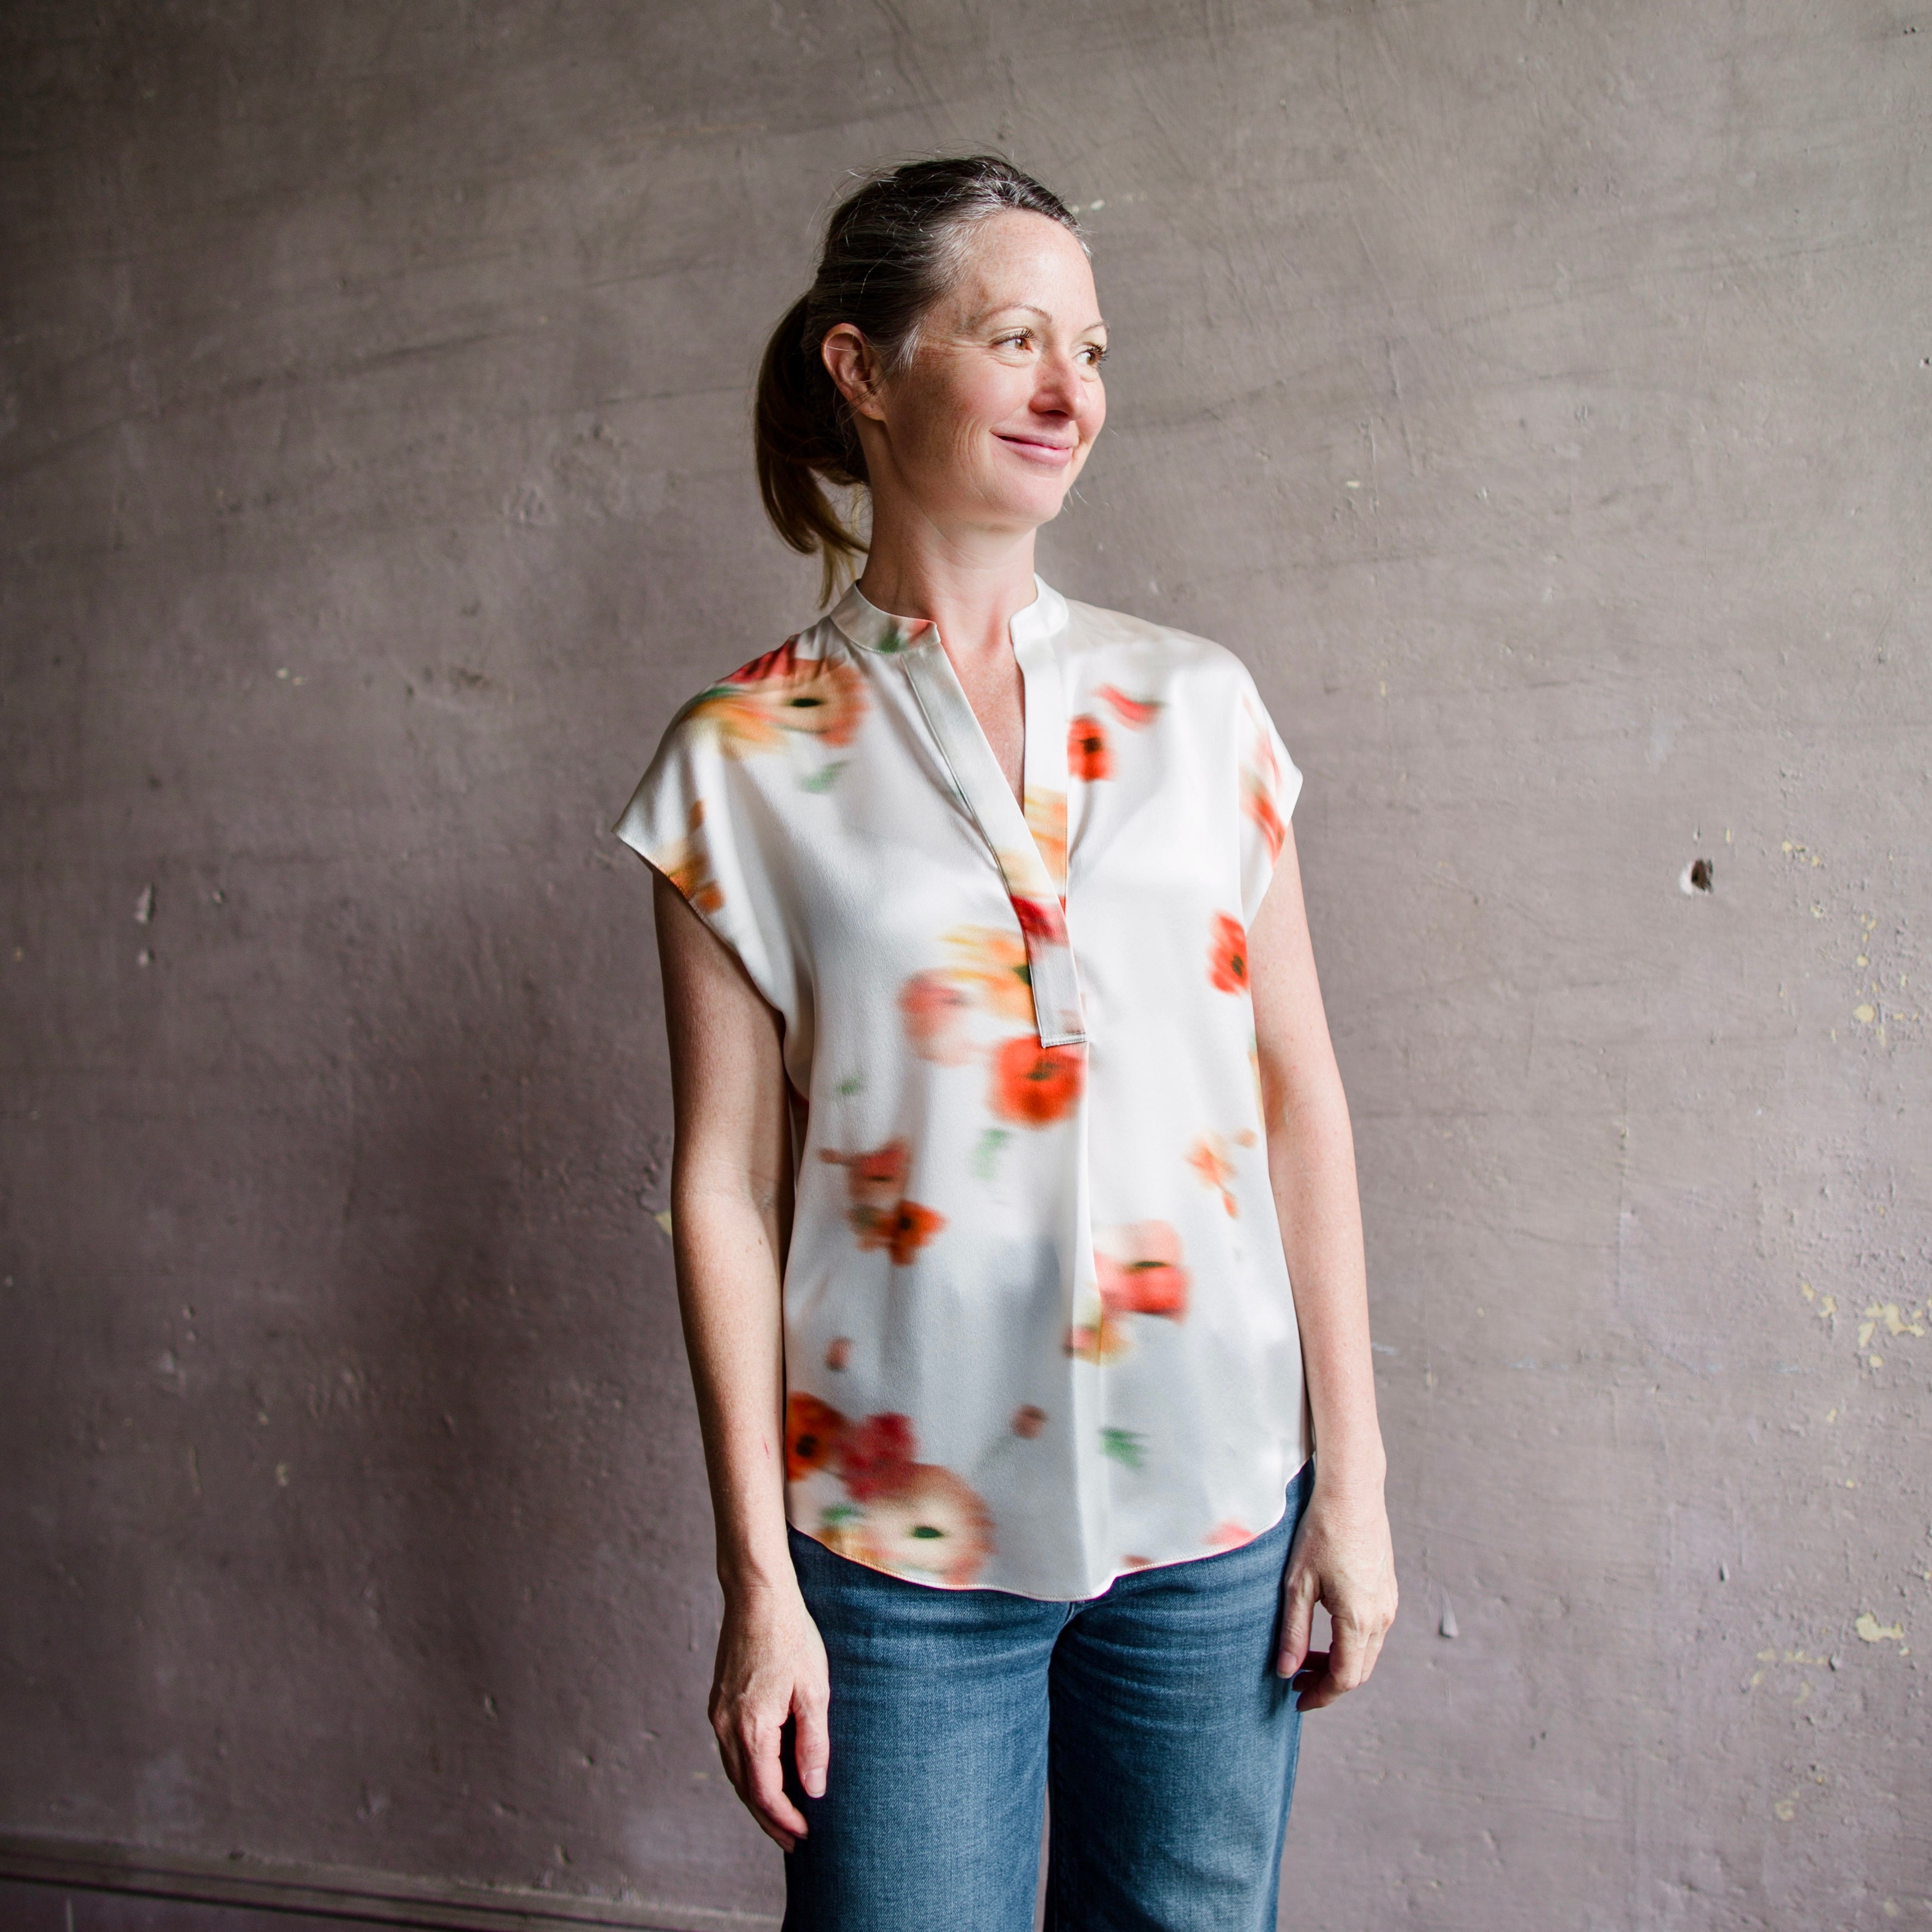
left=822, top=323, right=887, bottom=421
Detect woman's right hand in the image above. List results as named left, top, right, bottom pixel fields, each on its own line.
left=708, top=1580, right=831, bottom=1852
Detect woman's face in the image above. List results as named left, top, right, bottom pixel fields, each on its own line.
left=835, top=209, right=1108, bottom=539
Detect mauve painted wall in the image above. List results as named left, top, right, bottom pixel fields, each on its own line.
left=2, top=2, right=1927, bottom=1925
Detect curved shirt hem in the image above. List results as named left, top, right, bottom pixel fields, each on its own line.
left=785, top=1451, right=1311, bottom=1604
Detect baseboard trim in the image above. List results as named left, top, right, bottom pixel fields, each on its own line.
left=0, top=1834, right=780, bottom=1932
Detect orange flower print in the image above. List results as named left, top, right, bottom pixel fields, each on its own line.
left=1241, top=719, right=1286, bottom=861
left=819, top=1139, right=946, bottom=1261
left=1187, top=1134, right=1239, bottom=1217
left=990, top=1036, right=1086, bottom=1127
left=1208, top=912, right=1249, bottom=994
left=1066, top=1305, right=1132, bottom=1363
left=786, top=1392, right=848, bottom=1480
left=687, top=638, right=868, bottom=757
left=880, top=1198, right=945, bottom=1265
left=1095, top=1219, right=1191, bottom=1320
left=821, top=1136, right=907, bottom=1208
left=1068, top=714, right=1112, bottom=781
left=1024, top=786, right=1068, bottom=889
left=941, top=926, right=1035, bottom=1023
left=655, top=798, right=723, bottom=915
left=1012, top=1405, right=1048, bottom=1439
left=899, top=969, right=976, bottom=1064
left=1098, top=684, right=1161, bottom=729
left=1204, top=1520, right=1255, bottom=1551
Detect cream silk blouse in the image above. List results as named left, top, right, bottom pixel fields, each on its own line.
left=616, top=577, right=1310, bottom=1600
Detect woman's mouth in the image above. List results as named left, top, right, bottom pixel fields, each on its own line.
left=996, top=433, right=1077, bottom=468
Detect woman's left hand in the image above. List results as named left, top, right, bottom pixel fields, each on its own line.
left=1275, top=1477, right=1398, bottom=1709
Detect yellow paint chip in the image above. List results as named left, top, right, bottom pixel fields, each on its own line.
left=1853, top=1004, right=1876, bottom=1024
left=1854, top=1613, right=1905, bottom=1645
left=654, top=1208, right=674, bottom=1235
left=1773, top=1795, right=1797, bottom=1822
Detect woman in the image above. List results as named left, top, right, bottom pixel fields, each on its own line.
left=616, top=156, right=1396, bottom=1931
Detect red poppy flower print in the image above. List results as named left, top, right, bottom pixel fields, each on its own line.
left=1097, top=684, right=1161, bottom=729
left=821, top=1136, right=908, bottom=1207
left=785, top=1392, right=848, bottom=1481
left=989, top=1036, right=1086, bottom=1126
left=1095, top=1219, right=1192, bottom=1320
left=1068, top=714, right=1112, bottom=781
left=1208, top=912, right=1249, bottom=993
left=813, top=1411, right=995, bottom=1586
left=836, top=1411, right=917, bottom=1501
left=1011, top=895, right=1069, bottom=945
left=899, top=969, right=976, bottom=1064
left=1204, top=1520, right=1255, bottom=1551
left=880, top=1198, right=945, bottom=1265
left=820, top=1138, right=945, bottom=1261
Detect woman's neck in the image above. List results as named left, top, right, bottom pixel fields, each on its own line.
left=854, top=498, right=1042, bottom=663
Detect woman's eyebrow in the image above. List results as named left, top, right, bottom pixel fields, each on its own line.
left=966, top=302, right=1109, bottom=333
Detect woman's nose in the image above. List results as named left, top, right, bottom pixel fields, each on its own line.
left=1031, top=352, right=1082, bottom=417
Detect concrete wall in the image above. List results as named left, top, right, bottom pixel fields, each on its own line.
left=3, top=1, right=1926, bottom=1925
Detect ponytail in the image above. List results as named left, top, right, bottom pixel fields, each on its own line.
left=754, top=294, right=868, bottom=608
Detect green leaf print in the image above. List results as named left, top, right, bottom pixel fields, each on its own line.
left=798, top=761, right=848, bottom=793
left=969, top=1127, right=1011, bottom=1179
left=835, top=1074, right=864, bottom=1097
left=1100, top=1427, right=1145, bottom=1470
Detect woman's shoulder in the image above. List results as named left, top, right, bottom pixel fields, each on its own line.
left=1059, top=596, right=1265, bottom=709
left=656, top=613, right=868, bottom=758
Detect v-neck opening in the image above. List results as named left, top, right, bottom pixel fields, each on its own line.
left=831, top=577, right=1085, bottom=1047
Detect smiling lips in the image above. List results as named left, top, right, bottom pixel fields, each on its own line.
left=997, top=432, right=1078, bottom=466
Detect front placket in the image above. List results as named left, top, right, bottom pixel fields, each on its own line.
left=900, top=626, right=1088, bottom=1049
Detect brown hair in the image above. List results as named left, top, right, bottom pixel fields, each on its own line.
left=754, top=156, right=1081, bottom=603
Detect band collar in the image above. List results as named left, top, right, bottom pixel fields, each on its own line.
left=827, top=574, right=1070, bottom=655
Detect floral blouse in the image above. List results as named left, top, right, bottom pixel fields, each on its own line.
left=615, top=576, right=1309, bottom=1600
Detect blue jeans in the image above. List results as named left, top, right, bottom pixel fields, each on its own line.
left=779, top=1459, right=1315, bottom=1931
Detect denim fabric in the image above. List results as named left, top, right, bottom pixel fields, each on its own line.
left=779, top=1459, right=1314, bottom=1932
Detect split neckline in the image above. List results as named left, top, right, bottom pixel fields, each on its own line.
left=829, top=577, right=1087, bottom=1048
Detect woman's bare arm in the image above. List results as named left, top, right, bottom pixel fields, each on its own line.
left=653, top=869, right=828, bottom=1848
left=1245, top=824, right=1398, bottom=1707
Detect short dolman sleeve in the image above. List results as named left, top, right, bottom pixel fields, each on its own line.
left=1233, top=668, right=1304, bottom=927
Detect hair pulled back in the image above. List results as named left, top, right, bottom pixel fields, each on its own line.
left=755, top=155, right=1081, bottom=602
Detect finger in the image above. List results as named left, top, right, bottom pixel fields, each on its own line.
left=1294, top=1650, right=1343, bottom=1712
left=792, top=1680, right=831, bottom=1802
left=1354, top=1621, right=1390, bottom=1686
left=1275, top=1568, right=1318, bottom=1678
left=741, top=1717, right=810, bottom=1847
left=1324, top=1613, right=1375, bottom=1696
